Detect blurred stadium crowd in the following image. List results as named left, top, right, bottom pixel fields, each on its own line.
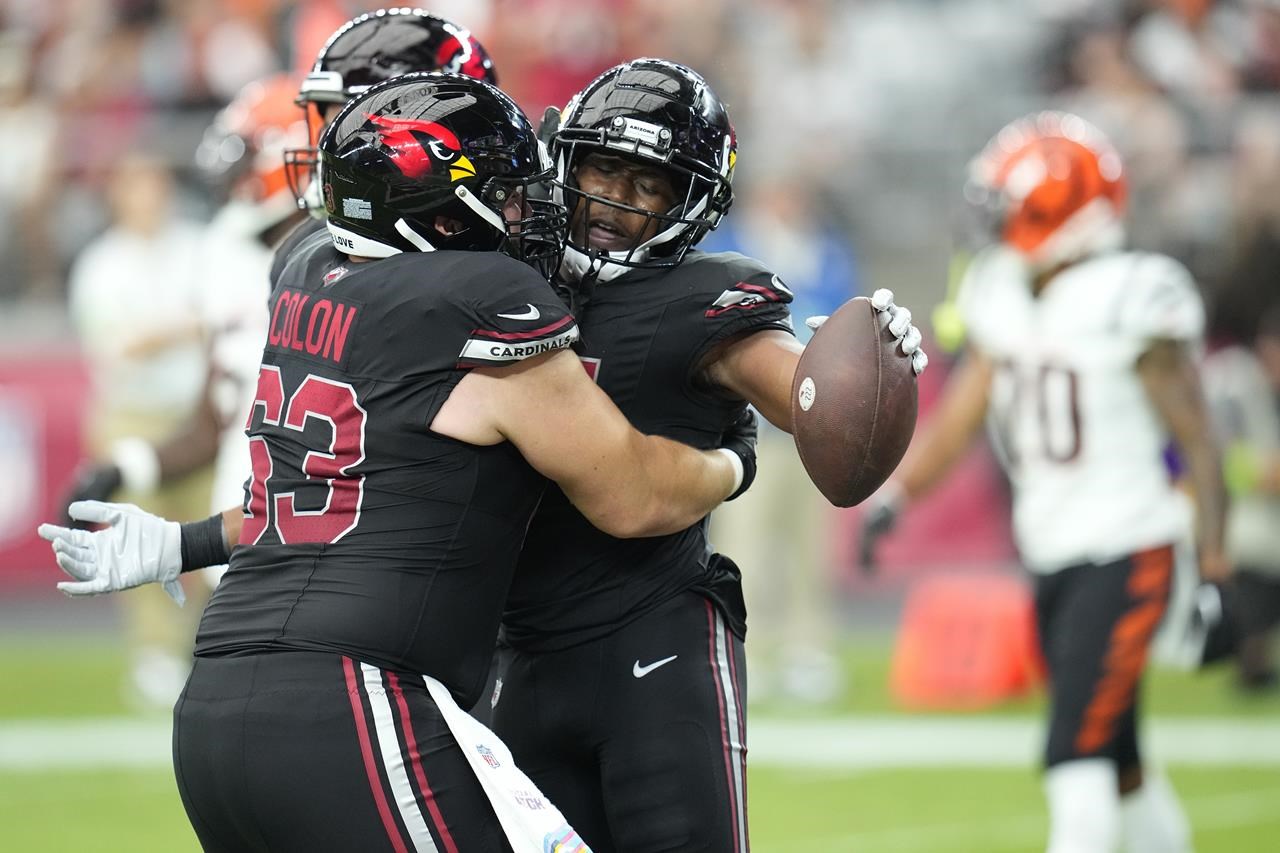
left=0, top=0, right=1277, bottom=327
left=1, top=0, right=1278, bottom=707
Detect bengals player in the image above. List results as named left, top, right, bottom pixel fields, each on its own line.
left=860, top=112, right=1228, bottom=853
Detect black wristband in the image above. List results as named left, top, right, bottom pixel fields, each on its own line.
left=179, top=514, right=230, bottom=573
left=726, top=449, right=757, bottom=501
left=721, top=408, right=759, bottom=502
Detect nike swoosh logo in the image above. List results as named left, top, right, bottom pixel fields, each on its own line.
left=770, top=274, right=793, bottom=298
left=497, top=304, right=541, bottom=321
left=633, top=655, right=678, bottom=678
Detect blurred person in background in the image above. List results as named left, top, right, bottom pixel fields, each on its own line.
left=1128, top=0, right=1248, bottom=110
left=1196, top=104, right=1280, bottom=690
left=66, top=151, right=211, bottom=709
left=1240, top=0, right=1280, bottom=90
left=1213, top=102, right=1280, bottom=342
left=1055, top=20, right=1194, bottom=256
left=724, top=0, right=863, bottom=194
left=64, top=74, right=310, bottom=588
left=704, top=176, right=861, bottom=705
left=0, top=31, right=58, bottom=302
left=481, top=0, right=626, bottom=118
left=1204, top=303, right=1280, bottom=691
left=860, top=112, right=1228, bottom=853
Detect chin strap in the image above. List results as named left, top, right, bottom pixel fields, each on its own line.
left=394, top=219, right=437, bottom=252
left=1026, top=197, right=1125, bottom=272
left=455, top=185, right=507, bottom=233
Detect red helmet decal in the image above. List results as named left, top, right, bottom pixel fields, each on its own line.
left=434, top=33, right=488, bottom=81
left=367, top=113, right=462, bottom=179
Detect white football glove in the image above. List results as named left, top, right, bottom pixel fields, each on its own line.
left=37, top=500, right=185, bottom=605
left=806, top=288, right=929, bottom=375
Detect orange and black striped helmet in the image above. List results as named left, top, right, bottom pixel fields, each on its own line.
left=966, top=112, right=1127, bottom=267
left=196, top=74, right=310, bottom=231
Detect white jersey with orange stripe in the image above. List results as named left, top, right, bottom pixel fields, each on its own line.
left=957, top=246, right=1204, bottom=573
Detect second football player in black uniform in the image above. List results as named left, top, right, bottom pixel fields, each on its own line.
left=42, top=73, right=758, bottom=852
left=274, top=7, right=501, bottom=282
left=491, top=60, right=928, bottom=852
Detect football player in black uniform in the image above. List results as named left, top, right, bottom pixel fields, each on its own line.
left=62, top=8, right=499, bottom=509
left=40, top=74, right=758, bottom=852
left=490, top=59, right=927, bottom=852
left=276, top=7, right=500, bottom=280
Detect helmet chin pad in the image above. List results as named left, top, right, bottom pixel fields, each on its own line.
left=1019, top=198, right=1126, bottom=271
left=549, top=59, right=737, bottom=282
left=560, top=243, right=638, bottom=284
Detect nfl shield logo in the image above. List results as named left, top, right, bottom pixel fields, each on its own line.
left=476, top=745, right=501, bottom=769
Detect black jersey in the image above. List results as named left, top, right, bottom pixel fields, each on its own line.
left=502, top=250, right=794, bottom=651
left=195, top=228, right=579, bottom=708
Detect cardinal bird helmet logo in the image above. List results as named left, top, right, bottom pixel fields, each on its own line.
left=366, top=113, right=477, bottom=182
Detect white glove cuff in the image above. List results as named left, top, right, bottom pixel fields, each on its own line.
left=156, top=520, right=184, bottom=584
left=715, top=447, right=745, bottom=496
left=111, top=438, right=161, bottom=494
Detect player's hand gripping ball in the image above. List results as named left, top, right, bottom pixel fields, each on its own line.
left=793, top=289, right=924, bottom=507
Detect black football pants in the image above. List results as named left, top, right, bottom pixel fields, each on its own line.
left=492, top=592, right=749, bottom=853
left=173, top=650, right=510, bottom=852
left=1034, top=546, right=1173, bottom=772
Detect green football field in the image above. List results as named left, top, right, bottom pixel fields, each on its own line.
left=3, top=641, right=1278, bottom=851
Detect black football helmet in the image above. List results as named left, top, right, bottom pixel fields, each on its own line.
left=285, top=8, right=498, bottom=211
left=320, top=73, right=565, bottom=277
left=553, top=58, right=736, bottom=283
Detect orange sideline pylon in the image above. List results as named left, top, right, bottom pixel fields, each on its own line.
left=890, top=572, right=1044, bottom=710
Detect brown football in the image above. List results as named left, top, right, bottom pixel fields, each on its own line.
left=791, top=296, right=919, bottom=507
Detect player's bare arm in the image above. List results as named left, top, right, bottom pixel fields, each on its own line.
left=1137, top=338, right=1231, bottom=581
left=62, top=365, right=225, bottom=512
left=856, top=344, right=993, bottom=571
left=433, top=347, right=739, bottom=538
left=703, top=329, right=805, bottom=430
left=704, top=290, right=928, bottom=432
left=144, top=374, right=223, bottom=481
